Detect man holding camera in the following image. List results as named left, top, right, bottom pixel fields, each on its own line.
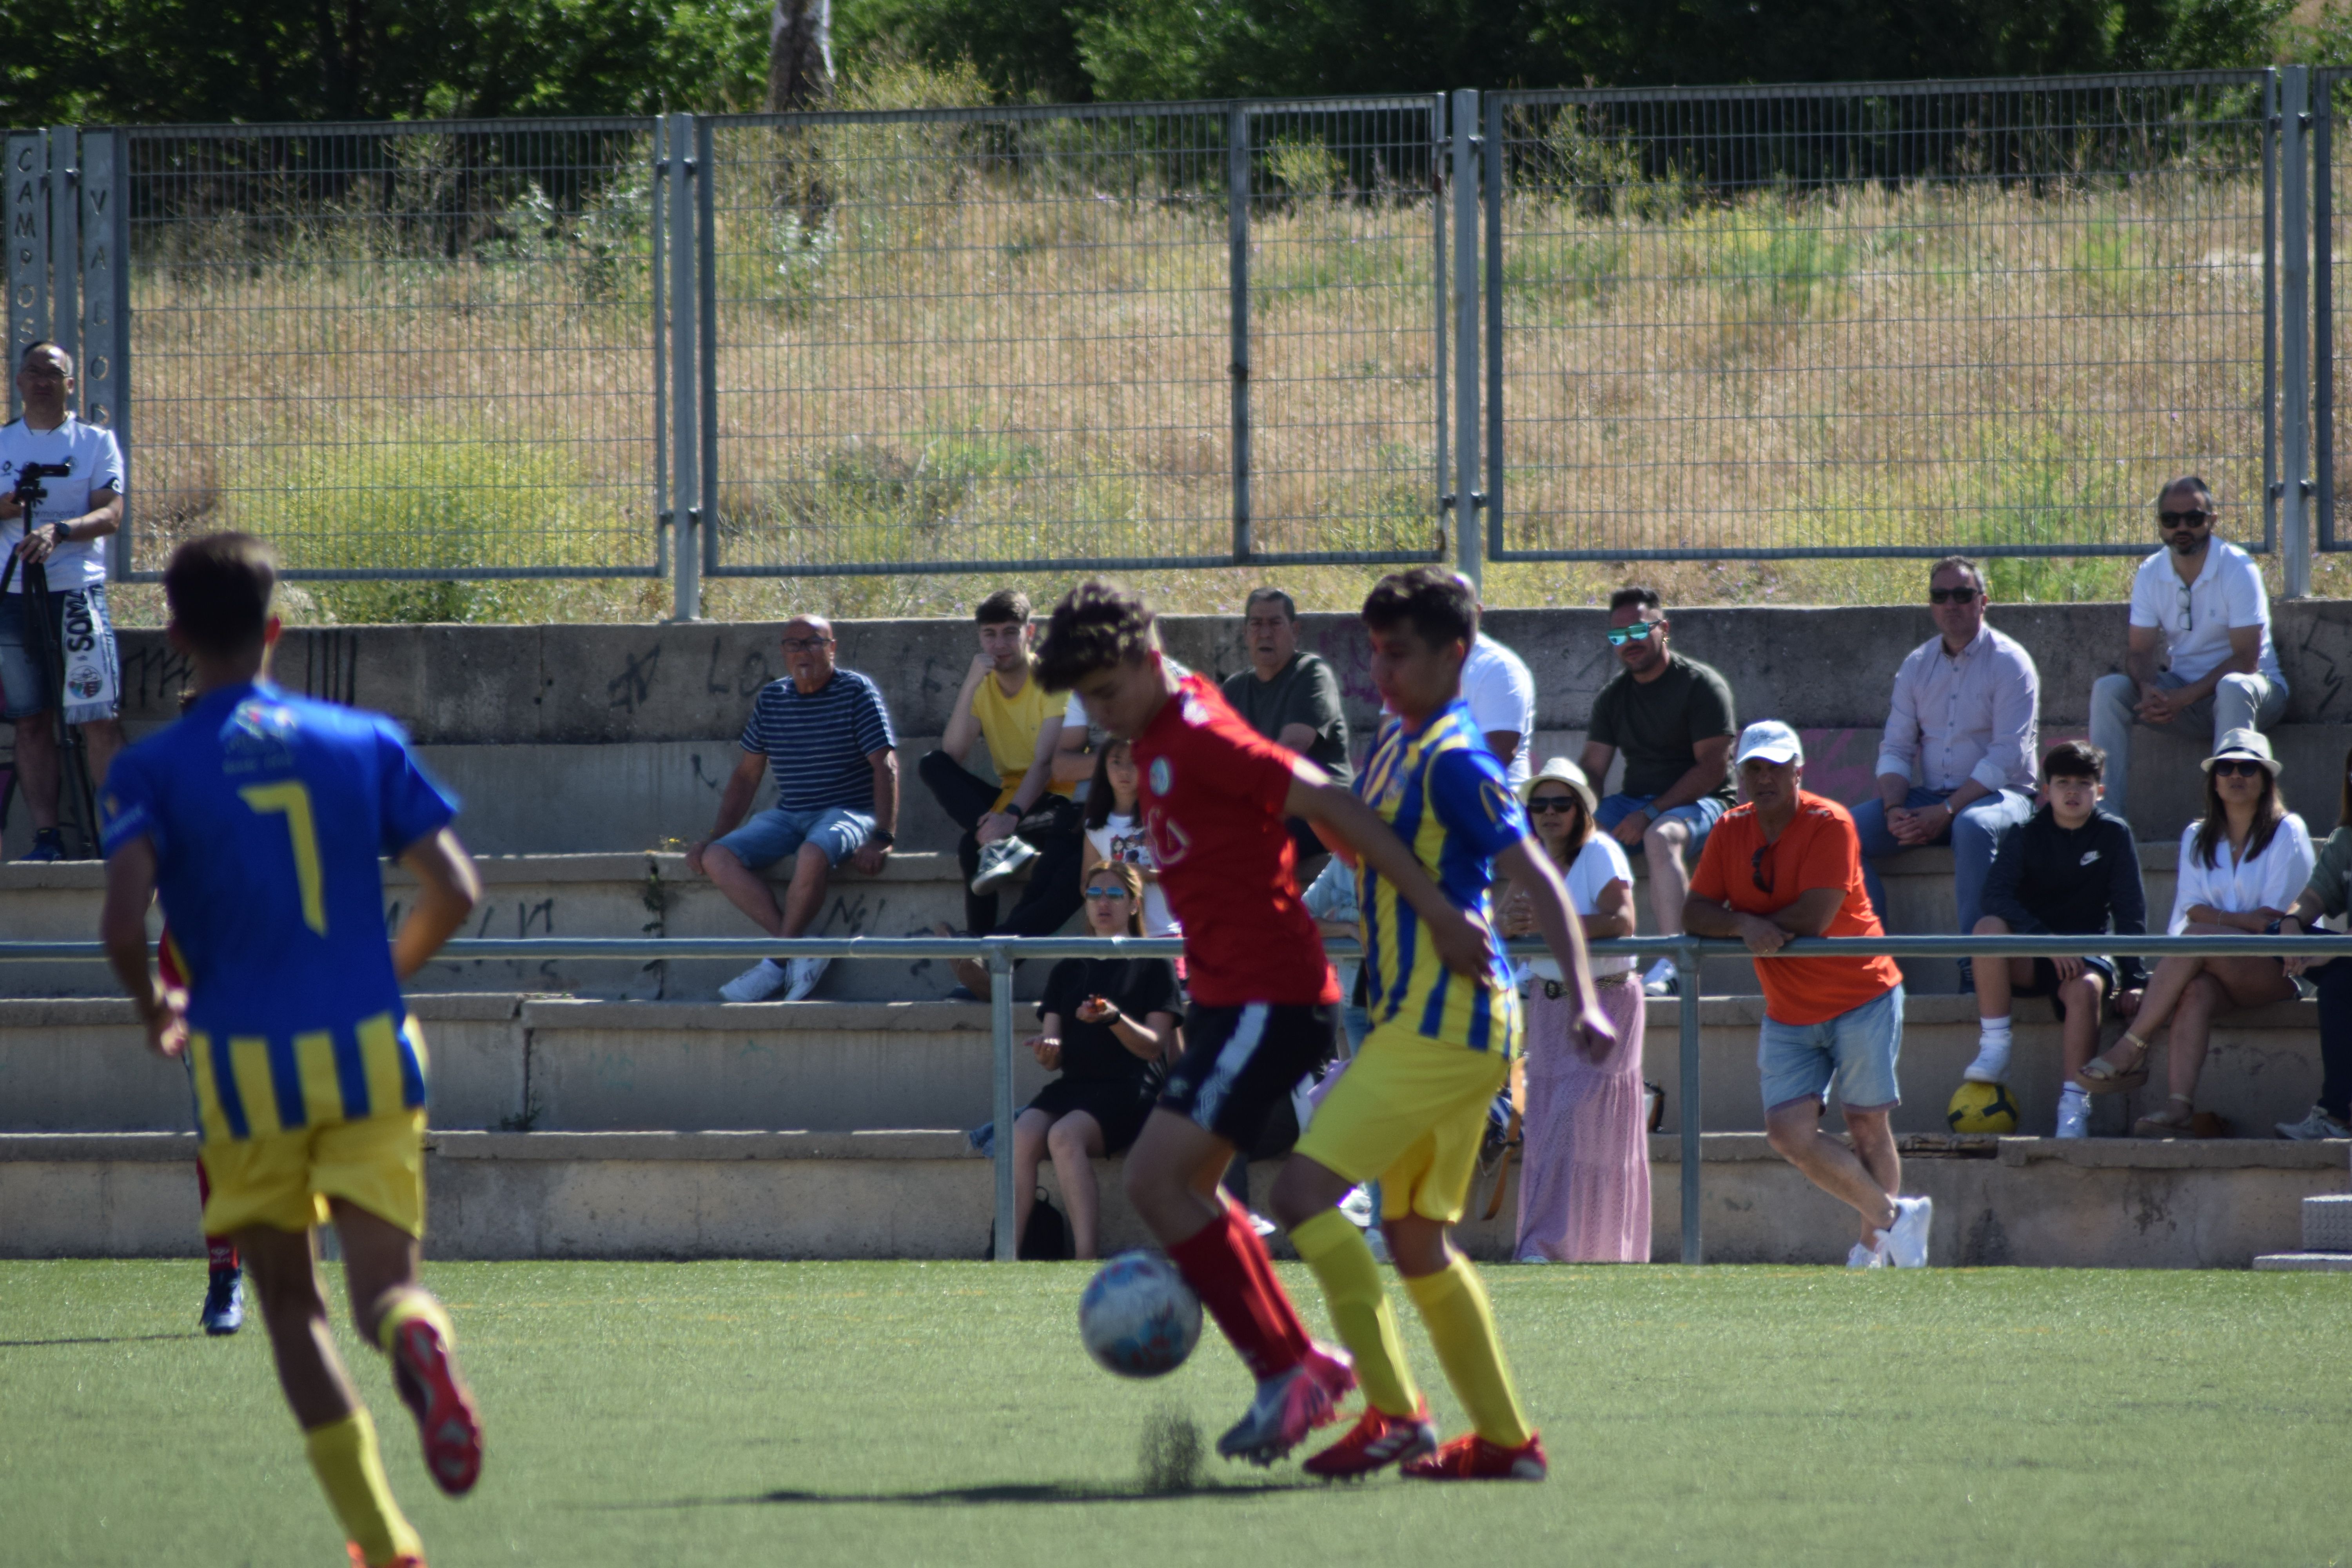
left=0, top=341, right=127, bottom=860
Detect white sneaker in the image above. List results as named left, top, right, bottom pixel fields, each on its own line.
left=719, top=958, right=789, bottom=1002
left=1338, top=1186, right=1377, bottom=1229
left=1245, top=1209, right=1278, bottom=1240
left=1846, top=1240, right=1886, bottom=1269
left=970, top=836, right=1038, bottom=894
left=784, top=955, right=829, bottom=1002
left=1878, top=1196, right=1933, bottom=1268
left=2276, top=1104, right=2352, bottom=1140
left=1642, top=958, right=1679, bottom=998
left=1962, top=1040, right=2011, bottom=1083
left=2055, top=1091, right=2090, bottom=1140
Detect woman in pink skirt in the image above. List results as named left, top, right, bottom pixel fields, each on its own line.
left=1502, top=758, right=1651, bottom=1262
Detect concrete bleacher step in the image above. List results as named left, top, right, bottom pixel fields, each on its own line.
left=2252, top=1189, right=2352, bottom=1270
left=5, top=1128, right=2341, bottom=1268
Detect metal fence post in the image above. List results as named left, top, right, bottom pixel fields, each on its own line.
left=990, top=944, right=1018, bottom=1262
left=45, top=128, right=76, bottom=407
left=2319, top=73, right=2337, bottom=552
left=76, top=130, right=127, bottom=579
left=1677, top=940, right=1703, bottom=1265
left=695, top=114, right=719, bottom=587
left=1450, top=89, right=1481, bottom=593
left=2285, top=65, right=2314, bottom=596
left=1482, top=94, right=1504, bottom=568
left=6, top=130, right=47, bottom=425
left=1228, top=107, right=1252, bottom=563
left=667, top=112, right=702, bottom=622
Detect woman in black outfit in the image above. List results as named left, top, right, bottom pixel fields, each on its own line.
left=1011, top=859, right=1181, bottom=1258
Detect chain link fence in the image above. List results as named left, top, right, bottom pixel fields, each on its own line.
left=1485, top=72, right=2277, bottom=562
left=2319, top=67, right=2352, bottom=551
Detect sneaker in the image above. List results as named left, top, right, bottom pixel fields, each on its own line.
left=389, top=1313, right=483, bottom=1497
left=783, top=955, right=829, bottom=1002
left=1216, top=1343, right=1355, bottom=1466
left=1245, top=1210, right=1278, bottom=1240
left=1878, top=1195, right=1933, bottom=1269
left=1845, top=1241, right=1885, bottom=1270
left=1400, top=1430, right=1548, bottom=1481
left=2055, top=1090, right=2090, bottom=1140
left=970, top=836, right=1038, bottom=894
left=2276, top=1104, right=2352, bottom=1141
left=1641, top=958, right=1678, bottom=998
left=1338, top=1186, right=1376, bottom=1229
left=1962, top=1038, right=2011, bottom=1083
left=1303, top=1400, right=1439, bottom=1479
left=719, top=958, right=789, bottom=1002
left=16, top=829, right=62, bottom=864
left=200, top=1267, right=243, bottom=1335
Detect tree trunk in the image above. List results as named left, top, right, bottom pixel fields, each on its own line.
left=766, top=0, right=833, bottom=111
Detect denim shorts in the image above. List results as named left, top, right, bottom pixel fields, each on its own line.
left=1595, top=791, right=1727, bottom=853
left=1757, top=983, right=1905, bottom=1114
left=0, top=583, right=116, bottom=723
left=713, top=804, right=875, bottom=869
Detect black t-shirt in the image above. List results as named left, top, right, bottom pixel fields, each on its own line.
left=1220, top=652, right=1353, bottom=785
left=1587, top=653, right=1737, bottom=803
left=1038, top=957, right=1181, bottom=1084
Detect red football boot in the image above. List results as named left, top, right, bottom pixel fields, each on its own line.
left=389, top=1315, right=484, bottom=1497
left=1303, top=1399, right=1439, bottom=1480
left=1215, top=1341, right=1356, bottom=1466
left=346, top=1544, right=425, bottom=1567
left=1399, top=1430, right=1548, bottom=1481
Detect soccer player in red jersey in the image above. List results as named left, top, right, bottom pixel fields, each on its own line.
left=1036, top=579, right=1497, bottom=1466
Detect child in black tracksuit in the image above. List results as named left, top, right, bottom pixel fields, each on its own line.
left=1965, top=740, right=2148, bottom=1138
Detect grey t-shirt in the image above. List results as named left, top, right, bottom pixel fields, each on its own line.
left=1220, top=652, right=1353, bottom=786
left=1587, top=653, right=1736, bottom=803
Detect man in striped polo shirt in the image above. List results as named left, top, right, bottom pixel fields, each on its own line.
left=690, top=615, right=900, bottom=1001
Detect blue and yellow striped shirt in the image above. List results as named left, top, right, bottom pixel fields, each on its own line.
left=1356, top=700, right=1527, bottom=1053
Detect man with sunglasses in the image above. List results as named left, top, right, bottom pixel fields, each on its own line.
left=1684, top=721, right=1933, bottom=1268
left=1579, top=586, right=1737, bottom=998
left=1853, top=557, right=2038, bottom=956
left=2089, top=477, right=2285, bottom=822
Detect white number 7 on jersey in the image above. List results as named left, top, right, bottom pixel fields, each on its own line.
left=240, top=781, right=327, bottom=935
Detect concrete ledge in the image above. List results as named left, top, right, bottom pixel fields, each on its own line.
left=2252, top=1252, right=2352, bottom=1271
left=518, top=998, right=987, bottom=1031
left=428, top=1129, right=976, bottom=1160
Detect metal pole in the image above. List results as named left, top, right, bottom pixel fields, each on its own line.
left=1677, top=940, right=1702, bottom=1265
left=1229, top=107, right=1252, bottom=563
left=2285, top=65, right=2314, bottom=597
left=2319, top=75, right=2337, bottom=552
left=45, top=128, right=75, bottom=409
left=1450, top=89, right=1481, bottom=593
left=990, top=944, right=1018, bottom=1262
left=77, top=130, right=127, bottom=580
left=2266, top=71, right=2280, bottom=553
left=696, top=114, right=719, bottom=587
left=1431, top=94, right=1448, bottom=546
left=1483, top=94, right=1504, bottom=567
left=667, top=112, right=702, bottom=622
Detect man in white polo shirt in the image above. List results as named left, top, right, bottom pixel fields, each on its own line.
left=2088, top=476, right=2285, bottom=822
left=0, top=341, right=127, bottom=861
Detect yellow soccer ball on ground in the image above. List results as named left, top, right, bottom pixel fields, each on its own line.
left=1946, top=1079, right=2021, bottom=1134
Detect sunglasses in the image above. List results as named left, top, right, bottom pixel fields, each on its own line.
left=1750, top=843, right=1775, bottom=895
left=2159, top=508, right=2211, bottom=529
left=1928, top=587, right=1979, bottom=605
left=2210, top=758, right=2269, bottom=778
left=1605, top=621, right=1661, bottom=647
left=1083, top=886, right=1131, bottom=900
left=1527, top=794, right=1581, bottom=813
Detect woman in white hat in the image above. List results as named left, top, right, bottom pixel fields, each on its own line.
left=2081, top=728, right=2312, bottom=1135
left=1500, top=757, right=1649, bottom=1261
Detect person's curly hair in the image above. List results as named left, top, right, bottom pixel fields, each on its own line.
left=1361, top=566, right=1475, bottom=649
left=1036, top=578, right=1155, bottom=693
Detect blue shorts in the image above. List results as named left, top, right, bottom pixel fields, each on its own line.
left=1595, top=791, right=1727, bottom=852
left=1758, top=984, right=1904, bottom=1114
left=713, top=804, right=874, bottom=869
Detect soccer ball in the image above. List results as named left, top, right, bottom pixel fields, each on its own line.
left=1078, top=1250, right=1201, bottom=1379
left=1946, top=1079, right=2021, bottom=1134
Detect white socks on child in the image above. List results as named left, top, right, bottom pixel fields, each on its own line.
left=1964, top=1017, right=2012, bottom=1084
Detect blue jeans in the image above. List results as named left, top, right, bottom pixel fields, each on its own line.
left=1852, top=786, right=2031, bottom=937
left=1759, top=983, right=1905, bottom=1113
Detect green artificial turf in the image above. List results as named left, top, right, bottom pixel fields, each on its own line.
left=1, top=1259, right=2345, bottom=1567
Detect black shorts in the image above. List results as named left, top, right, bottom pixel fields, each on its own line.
left=2012, top=955, right=2120, bottom=1022
left=1024, top=1076, right=1157, bottom=1155
left=1158, top=1002, right=1338, bottom=1151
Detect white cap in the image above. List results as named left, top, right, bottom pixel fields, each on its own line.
left=1735, top=719, right=1804, bottom=767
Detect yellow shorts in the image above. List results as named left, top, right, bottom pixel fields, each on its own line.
left=198, top=1107, right=428, bottom=1238
left=1292, top=1021, right=1509, bottom=1225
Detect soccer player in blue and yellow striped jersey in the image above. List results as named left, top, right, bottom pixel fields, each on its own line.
left=99, top=534, right=486, bottom=1568
left=1273, top=568, right=1616, bottom=1482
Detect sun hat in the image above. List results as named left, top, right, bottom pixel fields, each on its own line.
left=1519, top=756, right=1597, bottom=816
left=1734, top=719, right=1804, bottom=767
left=2202, top=728, right=2281, bottom=777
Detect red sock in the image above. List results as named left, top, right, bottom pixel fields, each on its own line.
left=1167, top=1205, right=1307, bottom=1381
left=1224, top=1202, right=1313, bottom=1366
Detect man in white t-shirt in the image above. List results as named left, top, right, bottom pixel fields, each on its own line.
left=0, top=342, right=127, bottom=861
left=2087, top=477, right=2286, bottom=821
left=1446, top=581, right=1536, bottom=786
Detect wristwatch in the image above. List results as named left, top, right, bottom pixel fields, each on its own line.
left=869, top=829, right=895, bottom=848
left=49, top=522, right=70, bottom=547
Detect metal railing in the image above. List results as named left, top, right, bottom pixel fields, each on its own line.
left=14, top=928, right=2347, bottom=1266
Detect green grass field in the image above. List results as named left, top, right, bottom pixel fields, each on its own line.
left=2, top=1259, right=2346, bottom=1567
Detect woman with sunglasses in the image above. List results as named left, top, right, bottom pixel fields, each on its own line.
left=1499, top=758, right=1648, bottom=1261
left=1010, top=859, right=1182, bottom=1258
left=2082, top=730, right=2312, bottom=1135
left=2263, top=743, right=2352, bottom=1140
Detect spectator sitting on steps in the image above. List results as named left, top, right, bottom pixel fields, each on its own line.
left=690, top=615, right=898, bottom=1003
left=2270, top=741, right=2352, bottom=1140
left=1221, top=586, right=1352, bottom=886
left=2080, top=729, right=2312, bottom=1136
left=1962, top=740, right=2148, bottom=1140
left=1083, top=736, right=1179, bottom=939
left=2088, top=476, right=2287, bottom=824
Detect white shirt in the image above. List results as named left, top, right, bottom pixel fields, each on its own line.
left=1873, top=625, right=2040, bottom=795
left=1086, top=812, right=1179, bottom=937
left=2128, top=540, right=2282, bottom=686
left=0, top=415, right=122, bottom=592
left=1548, top=833, right=1635, bottom=979
left=1461, top=635, right=1536, bottom=786
left=2168, top=813, right=2314, bottom=933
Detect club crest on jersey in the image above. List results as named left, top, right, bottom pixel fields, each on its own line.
left=220, top=699, right=299, bottom=775
left=1149, top=757, right=1172, bottom=794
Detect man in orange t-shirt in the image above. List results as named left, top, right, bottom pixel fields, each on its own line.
left=1684, top=720, right=1935, bottom=1269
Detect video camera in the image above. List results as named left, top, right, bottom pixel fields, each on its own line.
left=11, top=461, right=70, bottom=518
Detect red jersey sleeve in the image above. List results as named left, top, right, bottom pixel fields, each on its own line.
left=1180, top=685, right=1300, bottom=806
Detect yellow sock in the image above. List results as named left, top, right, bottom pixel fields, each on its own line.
left=305, top=1410, right=421, bottom=1567
left=375, top=1288, right=453, bottom=1359
left=1290, top=1208, right=1420, bottom=1418
left=1403, top=1257, right=1532, bottom=1448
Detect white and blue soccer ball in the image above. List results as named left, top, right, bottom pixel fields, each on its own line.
left=1079, top=1250, right=1202, bottom=1378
